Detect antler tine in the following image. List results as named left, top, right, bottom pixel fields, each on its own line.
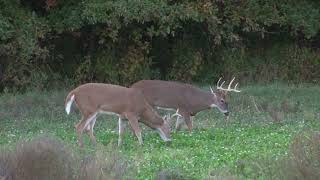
left=216, top=77, right=222, bottom=87
left=233, top=83, right=241, bottom=92
left=171, top=109, right=182, bottom=118
left=219, top=81, right=226, bottom=89
left=210, top=86, right=214, bottom=93
left=216, top=77, right=241, bottom=93
left=227, top=77, right=236, bottom=90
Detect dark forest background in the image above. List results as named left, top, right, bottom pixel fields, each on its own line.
left=0, top=0, right=320, bottom=92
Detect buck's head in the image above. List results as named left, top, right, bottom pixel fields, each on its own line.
left=209, top=77, right=241, bottom=117
left=157, top=116, right=171, bottom=142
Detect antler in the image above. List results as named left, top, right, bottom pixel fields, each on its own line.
left=216, top=77, right=241, bottom=93
left=163, top=109, right=182, bottom=121
left=171, top=109, right=182, bottom=118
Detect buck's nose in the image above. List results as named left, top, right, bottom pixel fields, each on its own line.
left=224, top=112, right=229, bottom=116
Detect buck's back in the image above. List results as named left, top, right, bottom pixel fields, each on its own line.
left=131, top=80, right=202, bottom=108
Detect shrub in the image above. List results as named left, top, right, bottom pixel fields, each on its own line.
left=166, top=40, right=204, bottom=82
left=1, top=0, right=320, bottom=91
left=117, top=44, right=153, bottom=86
left=0, top=136, right=135, bottom=180
left=218, top=43, right=320, bottom=83
left=0, top=136, right=75, bottom=180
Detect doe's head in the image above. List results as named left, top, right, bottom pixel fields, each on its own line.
left=158, top=117, right=171, bottom=142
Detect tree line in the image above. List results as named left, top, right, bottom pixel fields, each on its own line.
left=0, top=0, right=320, bottom=91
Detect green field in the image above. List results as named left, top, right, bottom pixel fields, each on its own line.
left=1, top=84, right=320, bottom=179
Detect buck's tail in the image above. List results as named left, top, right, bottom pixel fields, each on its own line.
left=65, top=91, right=75, bottom=115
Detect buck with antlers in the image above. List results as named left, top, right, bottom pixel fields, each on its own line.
left=64, top=83, right=171, bottom=147
left=131, top=77, right=241, bottom=132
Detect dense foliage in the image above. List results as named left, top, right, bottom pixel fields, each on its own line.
left=1, top=0, right=320, bottom=91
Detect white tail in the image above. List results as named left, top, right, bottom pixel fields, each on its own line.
left=65, top=94, right=75, bottom=114
left=65, top=83, right=171, bottom=147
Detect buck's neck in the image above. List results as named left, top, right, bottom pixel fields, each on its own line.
left=188, top=90, right=215, bottom=114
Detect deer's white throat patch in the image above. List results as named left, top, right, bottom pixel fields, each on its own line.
left=210, top=104, right=228, bottom=113
left=210, top=104, right=217, bottom=108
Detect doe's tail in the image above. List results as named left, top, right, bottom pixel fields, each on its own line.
left=65, top=92, right=75, bottom=115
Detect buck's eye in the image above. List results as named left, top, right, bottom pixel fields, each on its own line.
left=221, top=99, right=225, bottom=103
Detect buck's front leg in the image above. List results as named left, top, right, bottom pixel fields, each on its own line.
left=183, top=115, right=193, bottom=133
left=175, top=115, right=184, bottom=131
left=175, top=111, right=193, bottom=133
left=126, top=113, right=143, bottom=145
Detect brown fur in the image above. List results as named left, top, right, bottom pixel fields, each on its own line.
left=131, top=80, right=229, bottom=132
left=65, top=83, right=170, bottom=147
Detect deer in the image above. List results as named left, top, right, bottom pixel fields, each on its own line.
left=131, top=77, right=241, bottom=132
left=64, top=83, right=171, bottom=147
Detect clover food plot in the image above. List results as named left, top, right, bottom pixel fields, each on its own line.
left=0, top=84, right=319, bottom=179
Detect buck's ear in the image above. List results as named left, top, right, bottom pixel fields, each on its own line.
left=222, top=90, right=228, bottom=96
left=210, top=86, right=214, bottom=93
left=210, top=86, right=216, bottom=96
left=216, top=89, right=227, bottom=96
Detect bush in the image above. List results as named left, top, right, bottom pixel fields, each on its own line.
left=117, top=44, right=154, bottom=85
left=287, top=131, right=320, bottom=179
left=0, top=136, right=75, bottom=180
left=0, top=136, right=135, bottom=180
left=1, top=0, right=320, bottom=91
left=166, top=40, right=204, bottom=82
left=217, top=42, right=320, bottom=83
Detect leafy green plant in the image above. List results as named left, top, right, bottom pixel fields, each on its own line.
left=117, top=44, right=153, bottom=85
left=167, top=40, right=204, bottom=82
left=2, top=0, right=320, bottom=91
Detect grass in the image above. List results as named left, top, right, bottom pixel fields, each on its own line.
left=0, top=83, right=320, bottom=179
